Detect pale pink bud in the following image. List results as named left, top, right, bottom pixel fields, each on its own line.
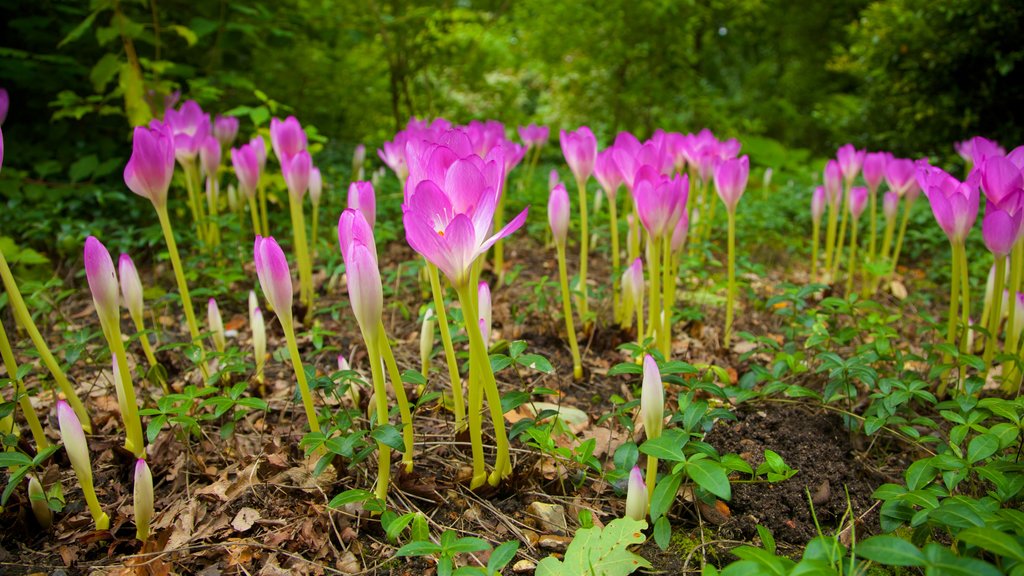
left=624, top=466, right=647, bottom=521
left=641, top=355, right=664, bottom=440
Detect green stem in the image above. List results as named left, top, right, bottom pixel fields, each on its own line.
left=258, top=178, right=269, bottom=237
left=364, top=333, right=391, bottom=502
left=575, top=177, right=590, bottom=323
left=427, top=263, right=465, bottom=430
left=645, top=454, right=658, bottom=509
left=824, top=200, right=839, bottom=276
left=661, top=234, right=672, bottom=357
left=725, top=210, right=737, bottom=347
left=811, top=221, right=820, bottom=283
left=456, top=282, right=512, bottom=487
left=610, top=195, right=621, bottom=323
left=247, top=195, right=261, bottom=240
left=287, top=195, right=313, bottom=321
left=646, top=233, right=662, bottom=345
left=938, top=244, right=960, bottom=397
left=494, top=176, right=508, bottom=278
left=107, top=322, right=145, bottom=458
left=0, top=248, right=91, bottom=432
left=868, top=185, right=878, bottom=265
left=984, top=255, right=1007, bottom=372
left=155, top=205, right=208, bottom=379
left=206, top=179, right=221, bottom=247
left=1005, top=240, right=1023, bottom=355
left=636, top=269, right=646, bottom=349
left=0, top=318, right=48, bottom=452
left=282, top=319, right=321, bottom=434
left=378, top=323, right=415, bottom=472
left=131, top=317, right=159, bottom=374
left=957, top=243, right=971, bottom=388
left=845, top=219, right=859, bottom=295
left=890, top=198, right=915, bottom=281
left=182, top=161, right=203, bottom=244
left=832, top=183, right=851, bottom=280
left=556, top=244, right=583, bottom=380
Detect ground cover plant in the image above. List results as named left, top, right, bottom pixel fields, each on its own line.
left=1, top=2, right=1024, bottom=575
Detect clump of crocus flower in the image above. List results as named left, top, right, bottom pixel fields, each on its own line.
left=625, top=466, right=647, bottom=522
left=830, top=144, right=865, bottom=281
left=271, top=116, right=315, bottom=322
left=134, top=458, right=154, bottom=542
left=595, top=147, right=625, bottom=322
left=85, top=236, right=145, bottom=457
left=213, top=115, right=239, bottom=150
left=125, top=121, right=208, bottom=378
left=846, top=187, right=869, bottom=294
left=339, top=209, right=415, bottom=496
left=863, top=151, right=890, bottom=271
left=714, top=156, right=749, bottom=347
left=560, top=127, right=598, bottom=322
left=822, top=160, right=843, bottom=276
left=549, top=183, right=583, bottom=380
left=640, top=355, right=664, bottom=507
left=254, top=236, right=320, bottom=434
left=200, top=135, right=222, bottom=246
left=403, top=135, right=526, bottom=488
left=885, top=157, right=922, bottom=280
left=57, top=400, right=109, bottom=530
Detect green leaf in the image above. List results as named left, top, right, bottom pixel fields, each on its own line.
left=371, top=424, right=405, bottom=452
left=59, top=8, right=102, bottom=48
left=856, top=535, right=925, bottom=567
left=395, top=540, right=442, bottom=557
left=0, top=452, right=33, bottom=468
left=649, top=472, right=683, bottom=522
left=384, top=513, right=415, bottom=542
left=167, top=24, right=198, bottom=46
left=536, top=518, right=651, bottom=576
left=446, top=537, right=491, bottom=554
left=89, top=54, right=120, bottom=93
left=639, top=430, right=687, bottom=462
left=904, top=459, right=936, bottom=491
left=966, top=434, right=1000, bottom=464
left=327, top=489, right=374, bottom=508
left=957, top=527, right=1024, bottom=562
left=487, top=540, right=519, bottom=573
left=653, top=516, right=672, bottom=550
left=686, top=459, right=731, bottom=500
left=517, top=353, right=554, bottom=374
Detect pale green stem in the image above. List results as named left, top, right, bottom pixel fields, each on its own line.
left=868, top=184, right=878, bottom=273
left=287, top=195, right=313, bottom=321
left=0, top=318, right=48, bottom=452
left=181, top=161, right=203, bottom=244
left=378, top=323, right=415, bottom=472
left=811, top=220, right=820, bottom=283
left=258, top=178, right=269, bottom=237
left=364, top=333, right=391, bottom=502
left=984, top=255, right=1007, bottom=372
left=427, top=263, right=465, bottom=430
left=493, top=175, right=509, bottom=278
left=610, top=194, right=621, bottom=323
left=206, top=178, right=221, bottom=247
left=131, top=315, right=159, bottom=372
left=846, top=218, right=859, bottom=295
left=556, top=244, right=583, bottom=380
left=832, top=182, right=851, bottom=280
left=646, top=233, right=662, bottom=345
left=725, top=210, right=736, bottom=348
left=938, top=243, right=960, bottom=397
left=889, top=198, right=915, bottom=281
left=575, top=176, right=590, bottom=322
left=661, top=233, right=673, bottom=357
left=107, top=321, right=145, bottom=458
left=247, top=195, right=261, bottom=240
left=645, top=454, right=658, bottom=509
left=0, top=248, right=91, bottom=431
left=957, top=243, right=971, bottom=388
left=282, top=318, right=321, bottom=435
left=824, top=200, right=839, bottom=276
left=636, top=272, right=646, bottom=350
left=155, top=205, right=209, bottom=379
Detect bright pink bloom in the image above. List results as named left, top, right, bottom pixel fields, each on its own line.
left=124, top=123, right=176, bottom=208
left=885, top=158, right=919, bottom=198
left=213, top=115, right=239, bottom=149
left=345, top=242, right=383, bottom=338
left=883, top=192, right=899, bottom=222
left=0, top=88, right=7, bottom=125
left=811, top=186, right=827, bottom=223
left=670, top=211, right=689, bottom=253
left=1007, top=146, right=1024, bottom=170
left=849, top=186, right=869, bottom=219
left=338, top=208, right=378, bottom=264
left=714, top=155, right=749, bottom=212
left=983, top=200, right=1022, bottom=257
left=251, top=136, right=267, bottom=171
left=634, top=166, right=688, bottom=239
left=594, top=148, right=624, bottom=200
left=84, top=236, right=120, bottom=333
left=163, top=100, right=210, bottom=163
left=270, top=116, right=307, bottom=165
left=980, top=156, right=1023, bottom=206
left=863, top=152, right=890, bottom=191
left=466, top=120, right=506, bottom=157
left=560, top=127, right=597, bottom=184
left=348, top=182, right=377, bottom=228
left=281, top=150, right=311, bottom=200
left=253, top=236, right=294, bottom=325
left=231, top=143, right=261, bottom=199
left=920, top=165, right=979, bottom=244
left=957, top=136, right=1005, bottom=167
left=199, top=135, right=221, bottom=178
left=836, top=144, right=865, bottom=184
left=503, top=142, right=527, bottom=174
left=824, top=160, right=842, bottom=207
left=378, top=135, right=409, bottom=182
left=403, top=144, right=527, bottom=287
left=548, top=182, right=570, bottom=246
left=518, top=124, right=549, bottom=149
left=625, top=465, right=647, bottom=521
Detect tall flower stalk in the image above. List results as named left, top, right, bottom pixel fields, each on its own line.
left=810, top=187, right=826, bottom=282
left=254, top=236, right=320, bottom=434
left=271, top=117, right=314, bottom=322
left=845, top=187, right=869, bottom=294
left=125, top=122, right=207, bottom=378
left=886, top=158, right=922, bottom=280
left=822, top=161, right=842, bottom=276
left=714, top=156, right=749, bottom=347
left=640, top=355, right=663, bottom=508
left=549, top=183, right=583, bottom=380
left=560, top=127, right=597, bottom=323
left=595, top=148, right=625, bottom=322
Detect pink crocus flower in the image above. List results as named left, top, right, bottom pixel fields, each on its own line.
left=348, top=181, right=377, bottom=228
left=338, top=207, right=379, bottom=263
left=213, top=115, right=239, bottom=149
left=849, top=186, right=869, bottom=219
left=163, top=100, right=210, bottom=164
left=885, top=158, right=920, bottom=199
left=883, top=191, right=900, bottom=222
left=253, top=236, right=294, bottom=326
left=824, top=160, right=842, bottom=207
left=811, top=186, right=827, bottom=224
left=281, top=150, right=311, bottom=200
left=118, top=254, right=144, bottom=324
left=957, top=136, right=1005, bottom=167
left=625, top=466, right=647, bottom=521
left=980, top=156, right=1023, bottom=206
left=594, top=148, right=624, bottom=201
left=251, top=136, right=267, bottom=171
left=199, top=136, right=221, bottom=179
left=309, top=166, right=323, bottom=206
left=84, top=236, right=120, bottom=329
left=633, top=166, right=688, bottom=239
left=378, top=134, right=409, bottom=182
left=518, top=124, right=549, bottom=149
left=919, top=164, right=980, bottom=244
left=270, top=116, right=307, bottom=165
left=714, top=155, right=749, bottom=213
left=862, top=152, right=890, bottom=191
left=670, top=211, right=689, bottom=253
left=559, top=126, right=597, bottom=184
left=478, top=281, right=492, bottom=347
left=983, top=199, right=1022, bottom=257
left=231, top=143, right=261, bottom=200
left=548, top=183, right=570, bottom=246
left=402, top=144, right=528, bottom=287
left=0, top=88, right=8, bottom=125
left=124, top=123, right=176, bottom=208
left=836, top=144, right=865, bottom=185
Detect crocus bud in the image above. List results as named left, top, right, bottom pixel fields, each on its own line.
left=251, top=136, right=267, bottom=171
left=208, top=298, right=225, bottom=353
left=863, top=152, right=889, bottom=191
left=213, top=115, right=239, bottom=150
left=624, top=466, right=647, bottom=521
left=252, top=307, right=266, bottom=382
left=560, top=127, right=597, bottom=183
left=118, top=254, right=144, bottom=327
left=57, top=400, right=109, bottom=530
left=199, top=135, right=221, bottom=178
left=28, top=476, right=52, bottom=529
left=849, top=186, right=869, bottom=219
left=338, top=208, right=378, bottom=263
left=885, top=158, right=918, bottom=198
left=824, top=160, right=842, bottom=207
left=353, top=144, right=366, bottom=167
left=84, top=237, right=120, bottom=331
left=714, top=155, right=750, bottom=213
left=641, top=355, right=664, bottom=440
left=420, top=308, right=435, bottom=373
left=248, top=290, right=259, bottom=318
left=836, top=144, right=865, bottom=184
left=231, top=144, right=261, bottom=200
left=254, top=236, right=294, bottom=327
left=811, top=187, right=827, bottom=224
left=133, top=459, right=154, bottom=542
left=670, top=212, right=689, bottom=254
left=338, top=354, right=350, bottom=371
left=883, top=192, right=899, bottom=222
left=348, top=182, right=377, bottom=228
left=270, top=116, right=307, bottom=164
left=345, top=243, right=383, bottom=340
left=282, top=150, right=311, bottom=200
left=0, top=88, right=7, bottom=125
left=548, top=183, right=571, bottom=246
left=479, top=281, right=492, bottom=348
left=309, top=166, right=323, bottom=206
left=549, top=169, right=561, bottom=190
left=983, top=202, right=1021, bottom=257
left=627, top=258, right=644, bottom=309
left=762, top=167, right=773, bottom=190
left=595, top=148, right=624, bottom=201
left=124, top=123, right=176, bottom=208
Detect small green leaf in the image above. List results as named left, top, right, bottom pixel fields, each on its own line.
left=856, top=535, right=925, bottom=567
left=957, top=527, right=1024, bottom=562
left=686, top=459, right=731, bottom=500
